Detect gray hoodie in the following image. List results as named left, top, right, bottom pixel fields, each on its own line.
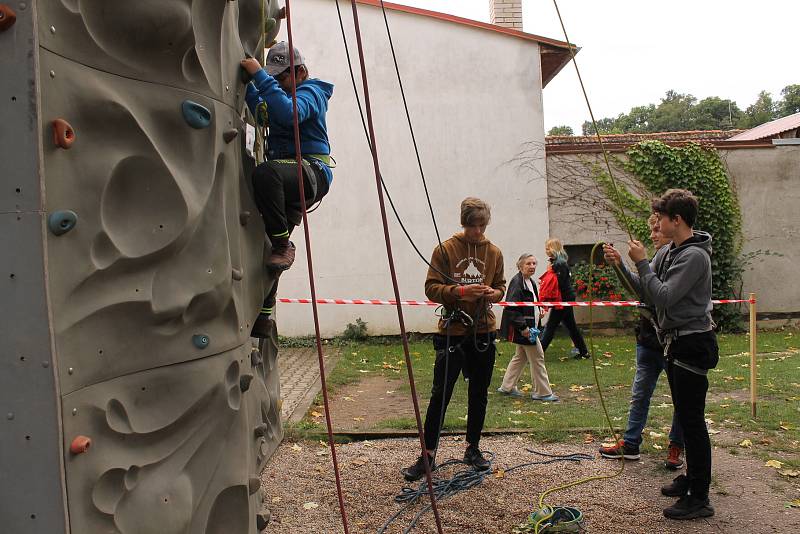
left=622, top=231, right=713, bottom=334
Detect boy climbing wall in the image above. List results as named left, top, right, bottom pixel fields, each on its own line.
left=241, top=41, right=334, bottom=337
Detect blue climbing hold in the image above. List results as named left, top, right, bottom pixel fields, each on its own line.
left=192, top=334, right=210, bottom=349
left=182, top=100, right=212, bottom=129
left=48, top=210, right=77, bottom=236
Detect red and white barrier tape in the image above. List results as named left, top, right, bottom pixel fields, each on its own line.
left=278, top=298, right=754, bottom=307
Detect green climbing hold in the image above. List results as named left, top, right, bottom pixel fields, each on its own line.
left=48, top=210, right=77, bottom=236
left=192, top=334, right=210, bottom=349
left=264, top=17, right=277, bottom=35
left=181, top=100, right=212, bottom=129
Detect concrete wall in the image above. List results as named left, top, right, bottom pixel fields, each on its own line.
left=277, top=0, right=551, bottom=336
left=545, top=145, right=800, bottom=317
left=724, top=145, right=800, bottom=315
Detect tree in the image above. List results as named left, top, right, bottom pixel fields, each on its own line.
left=691, top=97, right=742, bottom=130
left=737, top=90, right=776, bottom=129
left=778, top=84, right=800, bottom=117
left=548, top=125, right=574, bottom=136
left=649, top=90, right=697, bottom=132
left=582, top=117, right=620, bottom=136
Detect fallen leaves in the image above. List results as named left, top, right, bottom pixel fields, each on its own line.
left=778, top=469, right=799, bottom=478
left=765, top=459, right=784, bottom=469
left=302, top=502, right=319, bottom=510
left=583, top=434, right=595, bottom=444
left=291, top=444, right=303, bottom=452
left=738, top=439, right=752, bottom=448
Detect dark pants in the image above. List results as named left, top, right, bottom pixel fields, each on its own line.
left=251, top=158, right=329, bottom=240
left=423, top=333, right=496, bottom=451
left=252, top=159, right=329, bottom=311
left=666, top=361, right=711, bottom=499
left=539, top=307, right=588, bottom=355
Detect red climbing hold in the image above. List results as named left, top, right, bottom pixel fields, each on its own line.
left=52, top=119, right=75, bottom=149
left=70, top=435, right=92, bottom=454
left=0, top=5, right=17, bottom=32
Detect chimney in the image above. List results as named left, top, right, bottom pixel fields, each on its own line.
left=490, top=0, right=523, bottom=29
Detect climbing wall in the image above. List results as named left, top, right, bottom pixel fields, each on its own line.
left=0, top=1, right=283, bottom=532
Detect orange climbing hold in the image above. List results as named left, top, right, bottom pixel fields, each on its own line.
left=52, top=119, right=75, bottom=149
left=0, top=5, right=16, bottom=32
left=70, top=435, right=92, bottom=454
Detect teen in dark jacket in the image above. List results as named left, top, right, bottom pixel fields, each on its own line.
left=498, top=254, right=557, bottom=401
left=538, top=238, right=589, bottom=359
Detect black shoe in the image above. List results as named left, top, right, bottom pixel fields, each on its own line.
left=250, top=313, right=273, bottom=339
left=463, top=445, right=490, bottom=471
left=663, top=495, right=714, bottom=520
left=661, top=474, right=690, bottom=497
left=401, top=453, right=435, bottom=482
left=573, top=352, right=590, bottom=360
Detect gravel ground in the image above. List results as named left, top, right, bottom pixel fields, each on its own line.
left=260, top=435, right=799, bottom=533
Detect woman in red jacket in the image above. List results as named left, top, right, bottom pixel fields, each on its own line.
left=538, top=238, right=589, bottom=359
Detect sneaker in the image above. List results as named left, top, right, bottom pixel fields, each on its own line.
left=663, top=495, right=714, bottom=520
left=598, top=439, right=640, bottom=460
left=401, top=453, right=435, bottom=482
left=531, top=393, right=560, bottom=402
left=664, top=442, right=684, bottom=470
left=497, top=387, right=524, bottom=397
left=463, top=445, right=490, bottom=471
left=250, top=313, right=273, bottom=339
left=661, top=474, right=690, bottom=497
left=265, top=241, right=296, bottom=271
left=573, top=352, right=591, bottom=360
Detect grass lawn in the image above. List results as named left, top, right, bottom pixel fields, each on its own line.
left=311, top=329, right=800, bottom=467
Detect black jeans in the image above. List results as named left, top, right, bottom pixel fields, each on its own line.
left=539, top=307, right=588, bottom=355
left=251, top=158, right=329, bottom=239
left=423, top=333, right=496, bottom=451
left=666, top=361, right=711, bottom=499
left=252, top=159, right=329, bottom=311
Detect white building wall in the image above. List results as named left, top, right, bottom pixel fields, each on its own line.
left=275, top=0, right=550, bottom=336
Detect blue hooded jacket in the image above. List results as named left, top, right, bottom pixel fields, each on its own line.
left=245, top=69, right=334, bottom=184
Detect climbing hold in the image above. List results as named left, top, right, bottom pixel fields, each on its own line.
left=223, top=128, right=238, bottom=143
left=69, top=435, right=92, bottom=455
left=239, top=211, right=251, bottom=226
left=253, top=423, right=268, bottom=439
left=250, top=349, right=262, bottom=367
left=181, top=100, right=211, bottom=129
left=264, top=17, right=277, bottom=35
left=256, top=512, right=270, bottom=531
left=248, top=476, right=261, bottom=495
left=231, top=268, right=243, bottom=281
left=239, top=374, right=253, bottom=392
left=0, top=5, right=17, bottom=31
left=267, top=39, right=277, bottom=49
left=48, top=210, right=77, bottom=236
left=192, top=334, right=210, bottom=349
left=52, top=118, right=75, bottom=149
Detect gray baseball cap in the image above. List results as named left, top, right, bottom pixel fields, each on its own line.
left=265, top=41, right=305, bottom=76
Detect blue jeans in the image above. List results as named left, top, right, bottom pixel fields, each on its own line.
left=623, top=344, right=684, bottom=448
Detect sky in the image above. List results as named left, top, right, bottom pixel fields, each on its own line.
left=393, top=0, right=800, bottom=133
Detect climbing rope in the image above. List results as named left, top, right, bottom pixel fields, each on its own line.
left=283, top=2, right=351, bottom=532
left=380, top=449, right=593, bottom=534
left=332, top=0, right=459, bottom=285
left=346, top=1, right=445, bottom=531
